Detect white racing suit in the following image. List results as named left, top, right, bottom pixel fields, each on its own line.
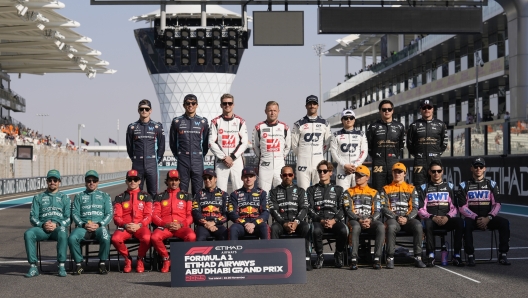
left=253, top=120, right=291, bottom=194
left=291, top=116, right=332, bottom=190
left=209, top=114, right=248, bottom=192
left=330, top=128, right=368, bottom=189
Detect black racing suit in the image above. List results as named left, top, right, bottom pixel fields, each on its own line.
left=366, top=119, right=405, bottom=192
left=126, top=119, right=165, bottom=197
left=269, top=183, right=311, bottom=258
left=406, top=118, right=448, bottom=187
left=170, top=114, right=209, bottom=196
left=457, top=179, right=509, bottom=255
left=192, top=187, right=228, bottom=241
left=307, top=183, right=347, bottom=254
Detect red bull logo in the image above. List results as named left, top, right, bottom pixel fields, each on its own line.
left=240, top=206, right=256, bottom=214
left=204, top=205, right=220, bottom=213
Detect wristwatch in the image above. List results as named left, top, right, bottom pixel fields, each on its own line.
left=294, top=219, right=300, bottom=224
left=487, top=215, right=493, bottom=221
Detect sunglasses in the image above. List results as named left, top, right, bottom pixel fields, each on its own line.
left=430, top=169, right=443, bottom=174
left=138, top=107, right=151, bottom=112
left=392, top=170, right=404, bottom=174
left=473, top=165, right=485, bottom=169
left=203, top=176, right=214, bottom=181
left=221, top=102, right=234, bottom=107
left=342, top=116, right=355, bottom=121
left=47, top=178, right=59, bottom=183
left=381, top=108, right=393, bottom=112
left=317, top=169, right=329, bottom=174
left=421, top=106, right=433, bottom=111
left=126, top=177, right=140, bottom=182
left=281, top=173, right=294, bottom=178
left=85, top=179, right=99, bottom=183
left=184, top=101, right=197, bottom=106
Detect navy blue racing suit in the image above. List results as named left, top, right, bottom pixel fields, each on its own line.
left=126, top=119, right=165, bottom=197
left=169, top=114, right=209, bottom=196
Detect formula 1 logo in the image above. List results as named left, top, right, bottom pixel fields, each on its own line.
left=297, top=166, right=307, bottom=172
left=221, top=135, right=236, bottom=148
left=185, top=247, right=213, bottom=255
left=266, top=139, right=280, bottom=152
left=304, top=133, right=321, bottom=143
left=340, top=143, right=358, bottom=153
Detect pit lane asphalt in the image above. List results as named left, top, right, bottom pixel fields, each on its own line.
left=1, top=182, right=527, bottom=298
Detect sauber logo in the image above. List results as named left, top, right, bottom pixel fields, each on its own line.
left=185, top=247, right=213, bottom=255
left=266, top=139, right=280, bottom=152
left=221, top=135, right=236, bottom=148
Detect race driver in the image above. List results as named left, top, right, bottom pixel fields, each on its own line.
left=111, top=170, right=153, bottom=273
left=228, top=167, right=270, bottom=240
left=151, top=170, right=196, bottom=273
left=126, top=99, right=165, bottom=197
left=330, top=109, right=368, bottom=189
left=169, top=94, right=209, bottom=196
left=291, top=95, right=332, bottom=190
left=367, top=99, right=405, bottom=192
left=209, top=93, right=248, bottom=192
left=253, top=100, right=291, bottom=194
left=192, top=169, right=229, bottom=241
left=407, top=99, right=448, bottom=187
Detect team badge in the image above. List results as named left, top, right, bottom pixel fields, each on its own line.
left=162, top=200, right=168, bottom=206
left=139, top=195, right=144, bottom=201
left=123, top=202, right=130, bottom=209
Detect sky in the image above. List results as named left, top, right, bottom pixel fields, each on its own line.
left=9, top=1, right=368, bottom=148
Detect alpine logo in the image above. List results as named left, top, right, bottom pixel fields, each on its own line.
left=185, top=247, right=213, bottom=255
left=221, top=135, right=236, bottom=148
left=266, top=139, right=281, bottom=152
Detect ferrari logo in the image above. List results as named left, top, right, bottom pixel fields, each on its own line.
left=139, top=195, right=144, bottom=201
left=179, top=194, right=184, bottom=199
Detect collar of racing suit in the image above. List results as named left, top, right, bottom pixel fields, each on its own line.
left=126, top=188, right=141, bottom=202
left=221, top=114, right=236, bottom=121
left=265, top=120, right=279, bottom=126
left=205, top=187, right=218, bottom=193
left=306, top=115, right=318, bottom=121
left=167, top=188, right=180, bottom=195
left=280, top=183, right=294, bottom=188
left=317, top=182, right=332, bottom=188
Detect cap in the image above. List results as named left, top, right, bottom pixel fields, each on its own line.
left=138, top=99, right=152, bottom=108
left=241, top=167, right=257, bottom=176
left=472, top=157, right=486, bottom=167
left=392, top=163, right=407, bottom=172
left=46, top=169, right=61, bottom=180
left=355, top=165, right=370, bottom=177
left=420, top=99, right=433, bottom=108
left=126, top=169, right=139, bottom=178
left=85, top=170, right=99, bottom=179
left=184, top=94, right=198, bottom=103
left=306, top=95, right=319, bottom=104
left=167, top=170, right=179, bottom=179
left=202, top=168, right=217, bottom=177
left=341, top=109, right=355, bottom=118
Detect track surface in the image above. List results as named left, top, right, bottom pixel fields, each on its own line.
left=1, top=182, right=527, bottom=297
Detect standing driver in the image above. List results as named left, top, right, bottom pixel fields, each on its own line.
left=126, top=99, right=165, bottom=196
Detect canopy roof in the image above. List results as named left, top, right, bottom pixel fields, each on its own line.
left=130, top=5, right=245, bottom=22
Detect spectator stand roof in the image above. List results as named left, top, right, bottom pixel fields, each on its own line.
left=129, top=5, right=245, bottom=22
left=0, top=0, right=116, bottom=78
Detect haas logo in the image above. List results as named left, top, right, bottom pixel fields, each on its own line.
left=304, top=133, right=321, bottom=143
left=221, top=135, right=236, bottom=148
left=266, top=139, right=280, bottom=152
left=340, top=143, right=358, bottom=153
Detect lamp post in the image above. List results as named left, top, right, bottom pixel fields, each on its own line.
left=313, top=44, right=326, bottom=118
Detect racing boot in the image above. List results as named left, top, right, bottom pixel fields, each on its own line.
left=334, top=251, right=344, bottom=268
left=349, top=259, right=358, bottom=270
left=123, top=256, right=132, bottom=273
left=73, top=263, right=84, bottom=275
left=453, top=256, right=465, bottom=267
left=386, top=256, right=394, bottom=269
left=306, top=258, right=313, bottom=271
left=161, top=258, right=171, bottom=273
left=137, top=257, right=145, bottom=273
left=414, top=256, right=426, bottom=268
left=58, top=263, right=67, bottom=277
left=499, top=253, right=511, bottom=265
left=99, top=262, right=108, bottom=275
left=426, top=257, right=435, bottom=268
left=24, top=264, right=39, bottom=278
left=467, top=255, right=476, bottom=267
left=314, top=254, right=324, bottom=269
left=373, top=258, right=381, bottom=270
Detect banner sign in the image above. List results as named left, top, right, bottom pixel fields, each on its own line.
left=159, top=155, right=215, bottom=169
left=171, top=239, right=306, bottom=287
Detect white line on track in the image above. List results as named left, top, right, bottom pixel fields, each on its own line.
left=500, top=212, right=528, bottom=218
left=437, top=266, right=481, bottom=283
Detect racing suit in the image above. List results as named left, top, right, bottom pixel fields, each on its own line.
left=151, top=189, right=196, bottom=258
left=209, top=114, right=248, bottom=192
left=342, top=185, right=384, bottom=259
left=367, top=119, right=405, bottom=192
left=418, top=181, right=463, bottom=255
left=307, top=183, right=347, bottom=254
left=169, top=114, right=209, bottom=196
left=406, top=118, right=448, bottom=186
left=269, top=184, right=311, bottom=258
left=111, top=189, right=153, bottom=259
left=291, top=116, right=332, bottom=189
left=126, top=120, right=165, bottom=197
left=24, top=190, right=71, bottom=264
left=330, top=128, right=368, bottom=189
left=69, top=189, right=113, bottom=263
left=192, top=187, right=228, bottom=241
left=228, top=186, right=269, bottom=240
left=380, top=181, right=422, bottom=257
left=457, top=179, right=509, bottom=255
left=253, top=120, right=291, bottom=194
